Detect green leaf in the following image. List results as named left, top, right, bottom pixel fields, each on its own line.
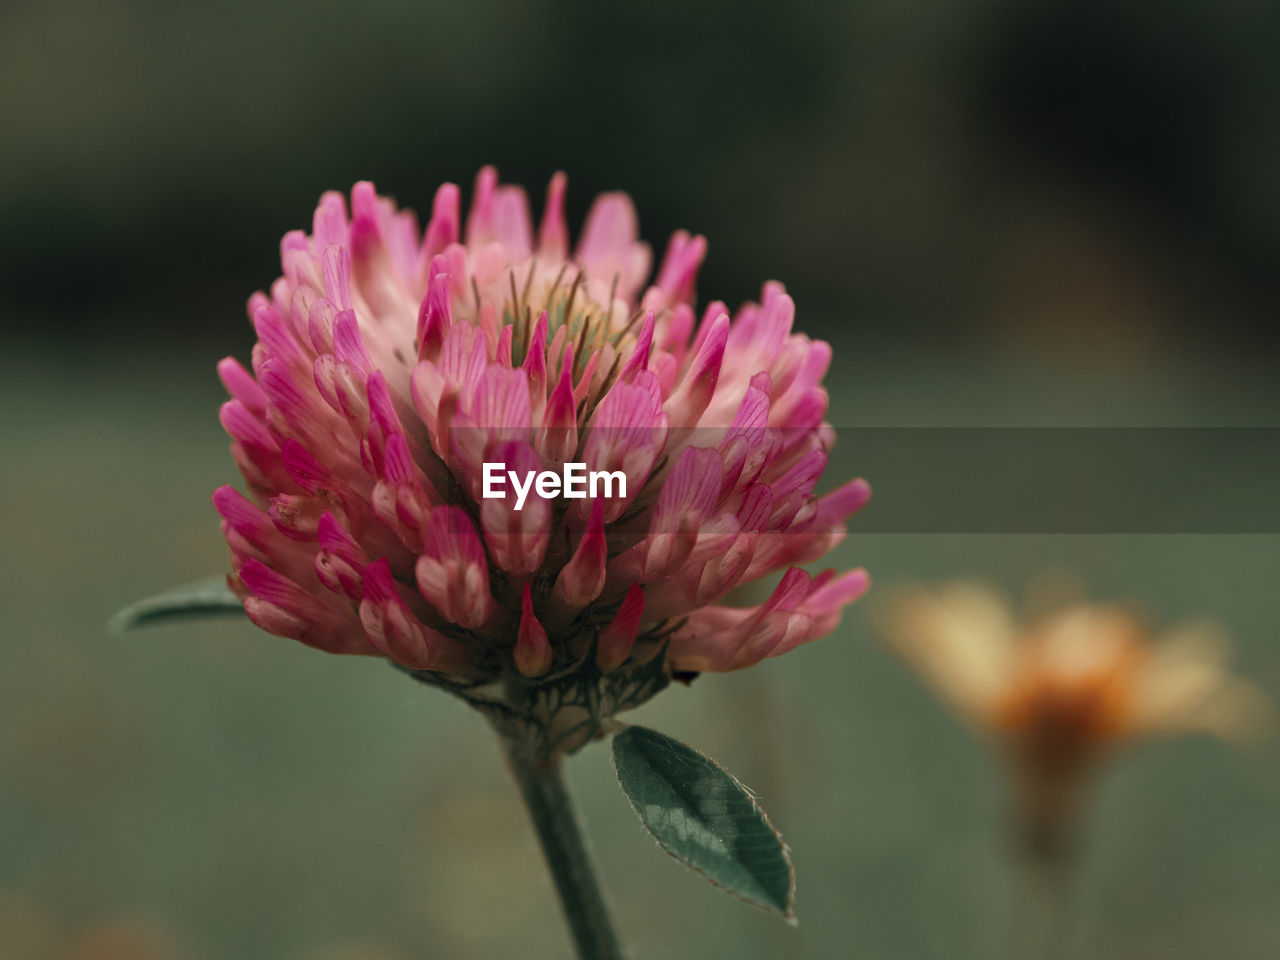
left=109, top=577, right=245, bottom=633
left=611, top=724, right=796, bottom=920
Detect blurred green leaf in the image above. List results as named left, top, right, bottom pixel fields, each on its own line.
left=109, top=576, right=244, bottom=633
left=612, top=725, right=796, bottom=920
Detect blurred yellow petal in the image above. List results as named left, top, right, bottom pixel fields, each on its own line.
left=1170, top=677, right=1274, bottom=742
left=876, top=581, right=1017, bottom=721
left=1032, top=606, right=1144, bottom=686
left=1131, top=620, right=1236, bottom=734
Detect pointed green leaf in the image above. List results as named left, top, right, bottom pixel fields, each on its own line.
left=109, top=577, right=245, bottom=633
left=612, top=724, right=796, bottom=920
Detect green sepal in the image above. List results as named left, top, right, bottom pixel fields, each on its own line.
left=109, top=576, right=245, bottom=633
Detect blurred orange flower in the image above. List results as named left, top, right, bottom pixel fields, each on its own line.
left=876, top=581, right=1272, bottom=852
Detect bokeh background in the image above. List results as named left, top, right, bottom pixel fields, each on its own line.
left=2, top=0, right=1278, bottom=957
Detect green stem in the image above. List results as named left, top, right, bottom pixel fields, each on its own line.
left=1010, top=851, right=1075, bottom=960
left=502, top=737, right=626, bottom=960
left=1008, top=776, right=1084, bottom=960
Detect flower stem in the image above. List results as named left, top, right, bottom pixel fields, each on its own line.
left=1010, top=851, right=1075, bottom=960
left=502, top=737, right=626, bottom=960
left=1008, top=778, right=1083, bottom=960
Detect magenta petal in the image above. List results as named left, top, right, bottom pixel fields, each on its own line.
left=417, top=262, right=453, bottom=361
left=538, top=171, right=569, bottom=260
left=617, top=311, right=656, bottom=384
left=422, top=182, right=461, bottom=261
left=553, top=499, right=607, bottom=609
left=217, top=357, right=268, bottom=415
left=666, top=311, right=727, bottom=429
left=598, top=584, right=644, bottom=672
left=359, top=559, right=448, bottom=670
left=315, top=512, right=368, bottom=598
left=655, top=230, right=706, bottom=306
left=515, top=583, right=553, bottom=677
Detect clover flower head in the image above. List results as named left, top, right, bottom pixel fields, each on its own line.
left=213, top=167, right=869, bottom=737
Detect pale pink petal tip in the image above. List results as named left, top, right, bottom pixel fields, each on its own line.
left=538, top=171, right=569, bottom=259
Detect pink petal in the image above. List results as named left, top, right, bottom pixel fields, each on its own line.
left=478, top=440, right=551, bottom=577
left=598, top=584, right=644, bottom=672
left=538, top=171, right=569, bottom=260
left=422, top=182, right=461, bottom=262
left=314, top=512, right=369, bottom=598
left=217, top=357, right=267, bottom=415
left=360, top=558, right=461, bottom=671
left=552, top=499, right=607, bottom=609
left=415, top=507, right=494, bottom=629
left=575, top=192, right=651, bottom=301
left=665, top=310, right=727, bottom=429
left=515, top=583, right=553, bottom=677
left=654, top=230, right=706, bottom=306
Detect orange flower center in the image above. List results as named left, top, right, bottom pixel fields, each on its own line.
left=993, top=608, right=1148, bottom=774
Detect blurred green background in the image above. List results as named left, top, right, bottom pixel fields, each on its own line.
left=2, top=0, right=1278, bottom=957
